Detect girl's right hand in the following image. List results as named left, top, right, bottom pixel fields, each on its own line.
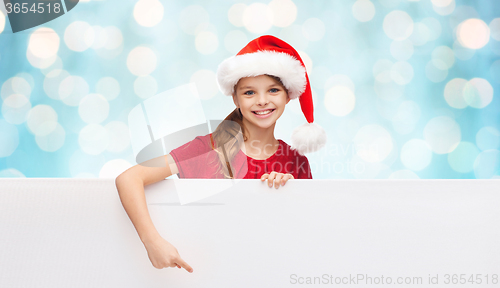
left=143, top=236, right=193, bottom=273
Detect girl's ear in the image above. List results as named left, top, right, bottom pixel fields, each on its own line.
left=286, top=93, right=291, bottom=104
left=232, top=93, right=239, bottom=108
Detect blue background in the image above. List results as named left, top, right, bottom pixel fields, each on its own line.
left=0, top=0, right=499, bottom=179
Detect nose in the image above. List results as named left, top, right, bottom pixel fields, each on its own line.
left=256, top=91, right=269, bottom=106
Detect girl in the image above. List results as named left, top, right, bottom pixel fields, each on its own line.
left=115, top=35, right=326, bottom=272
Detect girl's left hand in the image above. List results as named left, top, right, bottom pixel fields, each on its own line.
left=260, top=171, right=294, bottom=189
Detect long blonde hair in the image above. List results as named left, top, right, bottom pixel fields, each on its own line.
left=210, top=74, right=288, bottom=178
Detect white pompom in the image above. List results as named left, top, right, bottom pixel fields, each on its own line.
left=290, top=122, right=327, bottom=155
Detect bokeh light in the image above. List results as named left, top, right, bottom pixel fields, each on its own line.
left=28, top=27, right=60, bottom=59
left=352, top=0, right=376, bottom=23
left=409, top=22, right=430, bottom=46
left=432, top=0, right=453, bottom=7
left=431, top=46, right=455, bottom=70
left=383, top=11, right=414, bottom=41
left=373, top=59, right=393, bottom=83
left=374, top=81, right=404, bottom=101
left=26, top=48, right=57, bottom=69
left=90, top=26, right=106, bottom=50
left=15, top=73, right=35, bottom=91
left=40, top=57, right=63, bottom=75
left=179, top=5, right=210, bottom=35
left=379, top=0, right=401, bottom=9
left=58, top=75, right=90, bottom=106
left=102, top=26, right=123, bottom=50
left=133, top=0, right=164, bottom=27
left=0, top=120, right=19, bottom=158
left=390, top=39, right=414, bottom=61
left=444, top=78, right=468, bottom=109
left=64, top=21, right=94, bottom=52
left=1, top=94, right=32, bottom=125
left=228, top=3, right=246, bottom=27
left=490, top=18, right=500, bottom=41
left=473, top=149, right=500, bottom=179
left=26, top=105, right=58, bottom=136
left=243, top=3, right=273, bottom=34
left=425, top=61, right=448, bottom=83
left=1, top=77, right=31, bottom=100
left=280, top=25, right=309, bottom=51
left=324, top=86, right=356, bottom=117
left=35, top=123, right=66, bottom=152
left=0, top=168, right=25, bottom=178
left=423, top=116, right=461, bottom=154
left=96, top=77, right=120, bottom=101
left=392, top=100, right=421, bottom=135
left=191, top=69, right=218, bottom=100
left=78, top=94, right=110, bottom=124
left=432, top=0, right=455, bottom=16
left=195, top=31, right=219, bottom=54
left=390, top=61, right=414, bottom=85
left=268, top=0, right=297, bottom=28
left=134, top=75, right=158, bottom=99
left=127, top=46, right=157, bottom=76
left=325, top=74, right=355, bottom=93
left=43, top=69, right=70, bottom=100
left=401, top=139, right=433, bottom=171
left=353, top=124, right=394, bottom=163
left=457, top=18, right=490, bottom=49
left=462, top=78, right=493, bottom=108
left=476, top=126, right=500, bottom=151
left=421, top=17, right=442, bottom=41
left=302, top=18, right=325, bottom=41
left=78, top=124, right=110, bottom=155
left=447, top=141, right=479, bottom=173
left=105, top=121, right=131, bottom=153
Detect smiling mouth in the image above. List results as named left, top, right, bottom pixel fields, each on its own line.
left=252, top=109, right=275, bottom=115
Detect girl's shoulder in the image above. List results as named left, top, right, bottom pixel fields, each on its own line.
left=170, top=133, right=214, bottom=160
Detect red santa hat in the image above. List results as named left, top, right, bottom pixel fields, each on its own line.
left=216, top=35, right=326, bottom=155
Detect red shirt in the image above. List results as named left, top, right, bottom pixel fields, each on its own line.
left=170, top=133, right=312, bottom=179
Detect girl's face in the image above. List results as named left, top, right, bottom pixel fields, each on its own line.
left=232, top=74, right=290, bottom=131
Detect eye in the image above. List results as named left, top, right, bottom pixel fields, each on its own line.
left=270, top=88, right=280, bottom=93
left=244, top=90, right=254, bottom=95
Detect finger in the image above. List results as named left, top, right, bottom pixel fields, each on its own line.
left=281, top=174, right=293, bottom=186
left=274, top=173, right=283, bottom=189
left=267, top=171, right=277, bottom=187
left=260, top=173, right=269, bottom=181
left=176, top=258, right=193, bottom=273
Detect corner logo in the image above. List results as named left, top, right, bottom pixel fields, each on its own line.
left=3, top=0, right=78, bottom=33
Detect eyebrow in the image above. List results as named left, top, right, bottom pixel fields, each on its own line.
left=237, top=84, right=281, bottom=91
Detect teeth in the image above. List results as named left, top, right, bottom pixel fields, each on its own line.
left=254, top=109, right=273, bottom=115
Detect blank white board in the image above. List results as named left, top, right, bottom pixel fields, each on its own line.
left=0, top=179, right=499, bottom=287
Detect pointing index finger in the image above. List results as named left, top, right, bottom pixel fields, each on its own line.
left=176, top=258, right=193, bottom=273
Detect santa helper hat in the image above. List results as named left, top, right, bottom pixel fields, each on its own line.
left=216, top=35, right=326, bottom=155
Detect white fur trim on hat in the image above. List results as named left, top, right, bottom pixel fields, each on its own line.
left=216, top=50, right=306, bottom=99
left=290, top=122, right=327, bottom=155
